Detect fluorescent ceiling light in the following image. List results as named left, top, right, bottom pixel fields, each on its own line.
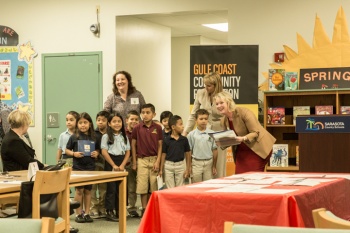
left=202, top=23, right=228, bottom=32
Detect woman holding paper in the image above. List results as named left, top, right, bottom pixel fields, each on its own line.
left=183, top=72, right=226, bottom=177
left=214, top=91, right=276, bottom=174
left=1, top=110, right=44, bottom=171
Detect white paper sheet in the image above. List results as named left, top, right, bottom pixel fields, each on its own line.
left=247, top=188, right=298, bottom=194
left=239, top=178, right=279, bottom=185
left=0, top=180, right=23, bottom=185
left=206, top=184, right=269, bottom=193
left=188, top=183, right=231, bottom=188
left=202, top=179, right=243, bottom=184
left=325, top=174, right=350, bottom=180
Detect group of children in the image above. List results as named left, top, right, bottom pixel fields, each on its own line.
left=56, top=103, right=218, bottom=222
left=56, top=110, right=141, bottom=223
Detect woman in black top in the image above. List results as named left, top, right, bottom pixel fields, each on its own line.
left=1, top=110, right=44, bottom=171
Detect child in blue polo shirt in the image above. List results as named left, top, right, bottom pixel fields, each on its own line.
left=101, top=112, right=130, bottom=222
left=187, top=109, right=218, bottom=183
left=160, top=115, right=191, bottom=188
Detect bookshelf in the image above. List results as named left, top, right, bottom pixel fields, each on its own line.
left=263, top=88, right=350, bottom=171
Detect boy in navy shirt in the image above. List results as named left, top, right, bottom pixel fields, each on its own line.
left=160, top=115, right=191, bottom=188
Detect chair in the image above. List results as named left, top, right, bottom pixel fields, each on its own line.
left=32, top=167, right=71, bottom=233
left=0, top=157, right=19, bottom=214
left=312, top=208, right=350, bottom=229
left=224, top=222, right=350, bottom=233
left=0, top=217, right=55, bottom=233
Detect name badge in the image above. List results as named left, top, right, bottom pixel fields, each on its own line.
left=131, top=98, right=139, bottom=105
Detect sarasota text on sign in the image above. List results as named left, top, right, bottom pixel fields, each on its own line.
left=193, top=63, right=240, bottom=100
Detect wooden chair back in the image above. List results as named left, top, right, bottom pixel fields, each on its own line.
left=225, top=222, right=350, bottom=233
left=0, top=217, right=55, bottom=233
left=32, top=167, right=71, bottom=233
left=312, top=208, right=350, bottom=229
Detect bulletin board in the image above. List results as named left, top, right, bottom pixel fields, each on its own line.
left=0, top=26, right=36, bottom=126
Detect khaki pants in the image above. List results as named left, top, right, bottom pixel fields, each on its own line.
left=137, top=156, right=158, bottom=194
left=191, top=158, right=213, bottom=183
left=164, top=160, right=185, bottom=188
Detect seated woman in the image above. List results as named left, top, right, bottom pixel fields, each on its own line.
left=1, top=110, right=44, bottom=171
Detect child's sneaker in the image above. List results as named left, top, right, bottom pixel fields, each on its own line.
left=84, top=214, right=93, bottom=223
left=106, top=211, right=119, bottom=222
left=90, top=212, right=100, bottom=219
left=75, top=214, right=85, bottom=223
left=128, top=210, right=139, bottom=218
left=99, top=211, right=107, bottom=218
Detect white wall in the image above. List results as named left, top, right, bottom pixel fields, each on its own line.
left=116, top=16, right=171, bottom=117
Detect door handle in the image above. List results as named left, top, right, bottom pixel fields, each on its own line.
left=46, top=135, right=56, bottom=143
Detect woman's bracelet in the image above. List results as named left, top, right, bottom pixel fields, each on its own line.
left=72, top=152, right=75, bottom=157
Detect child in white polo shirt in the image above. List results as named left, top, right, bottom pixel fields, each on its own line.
left=187, top=109, right=218, bottom=183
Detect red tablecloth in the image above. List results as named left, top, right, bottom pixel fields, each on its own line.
left=138, top=173, right=350, bottom=233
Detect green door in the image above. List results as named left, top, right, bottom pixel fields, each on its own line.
left=42, top=52, right=102, bottom=165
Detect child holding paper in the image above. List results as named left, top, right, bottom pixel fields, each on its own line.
left=187, top=109, right=218, bottom=183
left=65, top=112, right=100, bottom=223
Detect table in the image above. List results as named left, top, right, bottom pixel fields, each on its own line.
left=138, top=172, right=350, bottom=233
left=0, top=170, right=128, bottom=233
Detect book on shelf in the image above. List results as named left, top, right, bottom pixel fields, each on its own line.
left=268, top=69, right=285, bottom=91
left=315, top=105, right=333, bottom=115
left=267, top=107, right=285, bottom=125
left=77, top=140, right=95, bottom=156
left=293, top=106, right=310, bottom=125
left=284, top=71, right=298, bottom=90
left=340, top=106, right=350, bottom=115
left=208, top=130, right=240, bottom=147
left=270, top=144, right=289, bottom=167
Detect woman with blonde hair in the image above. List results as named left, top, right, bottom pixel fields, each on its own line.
left=214, top=91, right=276, bottom=174
left=1, top=110, right=44, bottom=171
left=183, top=72, right=226, bottom=177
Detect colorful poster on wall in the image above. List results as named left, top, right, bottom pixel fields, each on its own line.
left=0, top=25, right=36, bottom=126
left=190, top=45, right=258, bottom=105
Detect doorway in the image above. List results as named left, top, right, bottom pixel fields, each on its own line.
left=42, top=52, right=102, bottom=165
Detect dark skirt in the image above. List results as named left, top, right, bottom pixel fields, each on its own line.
left=235, top=142, right=271, bottom=174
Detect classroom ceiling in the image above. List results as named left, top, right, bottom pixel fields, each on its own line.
left=133, top=10, right=228, bottom=43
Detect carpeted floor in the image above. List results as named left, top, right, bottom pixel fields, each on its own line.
left=70, top=212, right=142, bottom=233
left=70, top=195, right=142, bottom=233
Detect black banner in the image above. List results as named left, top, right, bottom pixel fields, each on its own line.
left=0, top=26, right=19, bottom=46
left=299, top=67, right=350, bottom=89
left=190, top=45, right=258, bottom=104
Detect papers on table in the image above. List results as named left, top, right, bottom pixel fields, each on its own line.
left=247, top=189, right=298, bottom=194
left=208, top=130, right=240, bottom=147
left=206, top=184, right=269, bottom=193
left=0, top=180, right=23, bottom=185
left=325, top=174, right=350, bottom=180
left=186, top=172, right=343, bottom=193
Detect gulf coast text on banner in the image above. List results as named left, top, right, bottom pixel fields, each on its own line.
left=190, top=45, right=258, bottom=105
left=193, top=63, right=241, bottom=101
